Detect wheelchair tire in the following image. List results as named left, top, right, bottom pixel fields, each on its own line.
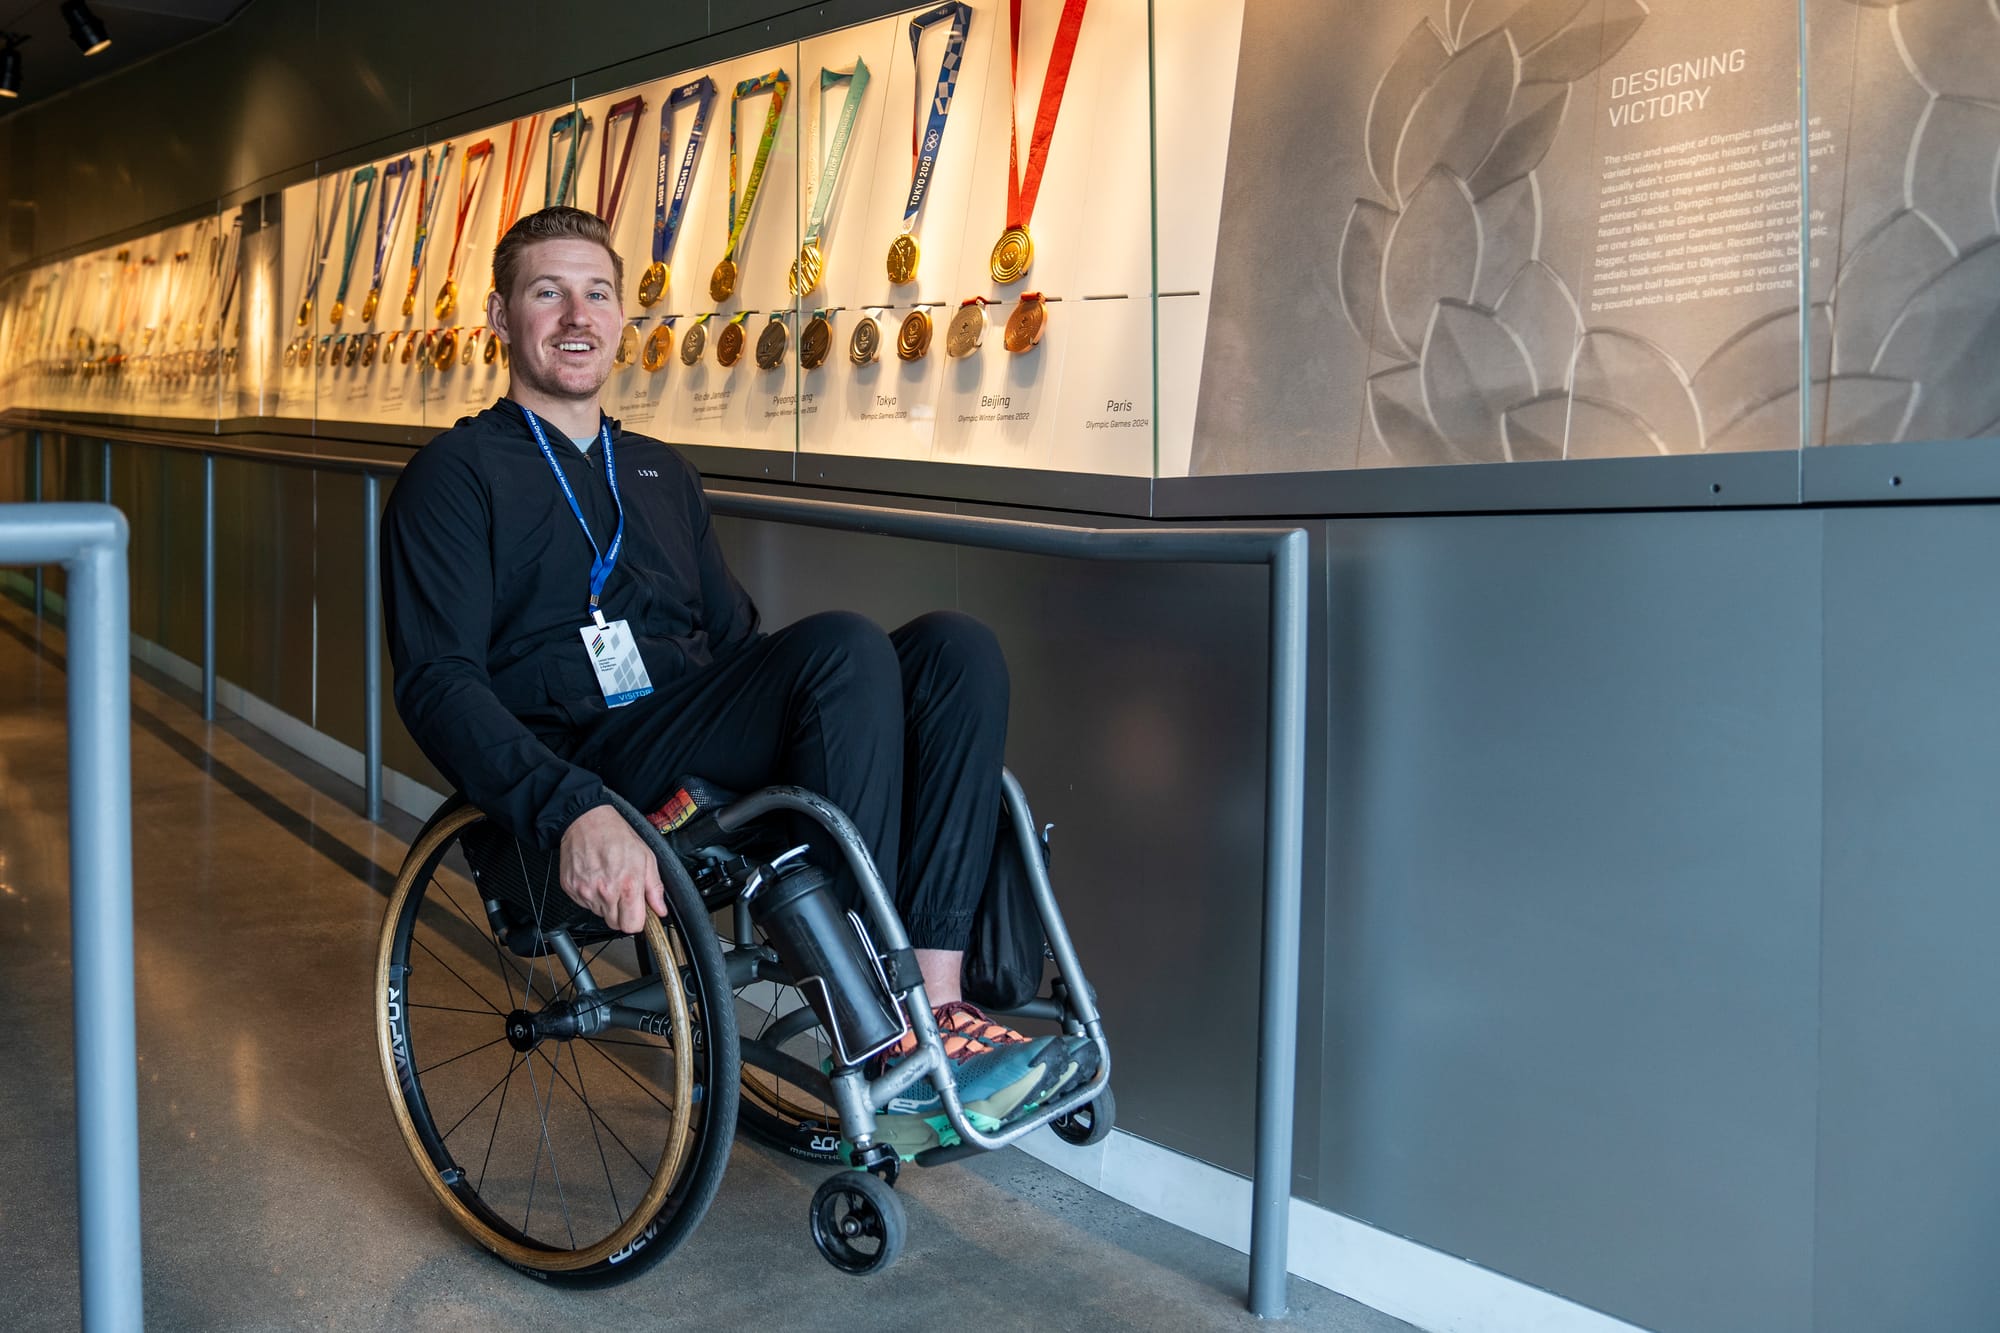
left=809, top=1170, right=906, bottom=1275
left=375, top=794, right=739, bottom=1284
left=733, top=962, right=847, bottom=1165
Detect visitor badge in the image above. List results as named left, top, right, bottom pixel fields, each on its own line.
left=579, top=616, right=654, bottom=707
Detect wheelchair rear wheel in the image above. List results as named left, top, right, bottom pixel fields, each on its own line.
left=375, top=797, right=739, bottom=1283
left=733, top=947, right=847, bottom=1165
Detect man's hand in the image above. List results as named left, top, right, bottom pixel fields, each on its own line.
left=558, top=804, right=669, bottom=935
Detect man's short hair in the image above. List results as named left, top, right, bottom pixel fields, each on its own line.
left=491, top=206, right=625, bottom=304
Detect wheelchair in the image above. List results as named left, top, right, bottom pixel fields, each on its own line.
left=374, top=770, right=1113, bottom=1282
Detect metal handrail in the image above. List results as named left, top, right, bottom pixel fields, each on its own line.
left=0, top=501, right=140, bottom=1332
left=5, top=418, right=1309, bottom=1318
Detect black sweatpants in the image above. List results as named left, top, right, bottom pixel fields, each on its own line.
left=561, top=609, right=1008, bottom=951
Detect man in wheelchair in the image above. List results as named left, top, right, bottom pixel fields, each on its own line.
left=381, top=206, right=1095, bottom=1155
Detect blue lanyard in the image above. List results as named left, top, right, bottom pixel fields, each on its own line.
left=518, top=403, right=624, bottom=616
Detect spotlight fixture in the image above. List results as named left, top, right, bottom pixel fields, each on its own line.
left=61, top=0, right=110, bottom=57
left=0, top=36, right=21, bottom=99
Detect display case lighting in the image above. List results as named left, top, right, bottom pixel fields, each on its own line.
left=0, top=34, right=25, bottom=98
left=61, top=0, right=108, bottom=56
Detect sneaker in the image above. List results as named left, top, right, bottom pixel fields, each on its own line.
left=873, top=1002, right=1061, bottom=1125
left=1041, top=1034, right=1103, bottom=1102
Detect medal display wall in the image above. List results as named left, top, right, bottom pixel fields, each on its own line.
left=0, top=0, right=1248, bottom=483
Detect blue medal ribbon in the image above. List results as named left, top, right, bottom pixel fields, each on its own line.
left=901, top=2, right=971, bottom=230
left=654, top=77, right=717, bottom=266
left=518, top=403, right=624, bottom=616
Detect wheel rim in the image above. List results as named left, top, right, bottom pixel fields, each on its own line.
left=811, top=1182, right=891, bottom=1273
left=376, top=804, right=706, bottom=1272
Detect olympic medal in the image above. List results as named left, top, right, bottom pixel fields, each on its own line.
left=401, top=290, right=417, bottom=319
left=330, top=299, right=346, bottom=328
left=461, top=329, right=480, bottom=367
left=362, top=287, right=381, bottom=323
left=896, top=309, right=933, bottom=361
left=989, top=225, right=1033, bottom=285
left=849, top=315, right=881, bottom=365
left=946, top=302, right=987, bottom=358
left=434, top=279, right=458, bottom=323
left=414, top=331, right=434, bottom=366
left=1003, top=294, right=1047, bottom=354
left=680, top=321, right=707, bottom=365
left=485, top=332, right=502, bottom=365
left=801, top=313, right=833, bottom=369
left=316, top=336, right=332, bottom=368
left=637, top=260, right=668, bottom=307
left=887, top=233, right=920, bottom=285
left=716, top=320, right=746, bottom=367
left=296, top=297, right=313, bottom=328
left=365, top=333, right=383, bottom=367
left=345, top=334, right=362, bottom=368
left=643, top=323, right=675, bottom=372
left=615, top=323, right=640, bottom=369
left=789, top=243, right=824, bottom=299
left=434, top=328, right=458, bottom=372
left=282, top=340, right=298, bottom=369
left=709, top=258, right=737, bottom=303
left=755, top=318, right=789, bottom=370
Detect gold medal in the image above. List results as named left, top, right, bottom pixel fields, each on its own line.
left=643, top=323, right=675, bottom=372
left=897, top=309, right=933, bottom=361
left=414, top=330, right=434, bottom=366
left=401, top=290, right=417, bottom=319
left=849, top=315, right=881, bottom=365
left=709, top=258, right=737, bottom=303
left=282, top=340, right=298, bottom=369
left=887, top=233, right=920, bottom=285
left=680, top=321, right=708, bottom=365
left=801, top=313, right=833, bottom=369
left=434, top=278, right=458, bottom=323
left=385, top=331, right=402, bottom=362
left=296, top=297, right=313, bottom=328
left=638, top=260, right=668, bottom=307
left=434, top=328, right=459, bottom=371
left=990, top=225, right=1033, bottom=285
left=789, top=243, right=824, bottom=299
left=716, top=319, right=747, bottom=367
left=755, top=318, right=789, bottom=370
left=615, top=323, right=640, bottom=369
left=1003, top=293, right=1047, bottom=354
left=317, top=336, right=333, bottom=368
left=946, top=301, right=988, bottom=358
left=485, top=332, right=502, bottom=365
left=362, top=287, right=380, bottom=323
left=330, top=299, right=346, bottom=328
left=402, top=332, right=420, bottom=366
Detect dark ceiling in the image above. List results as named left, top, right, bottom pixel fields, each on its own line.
left=1, top=0, right=246, bottom=115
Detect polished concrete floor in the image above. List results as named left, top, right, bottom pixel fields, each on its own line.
left=0, top=596, right=1416, bottom=1332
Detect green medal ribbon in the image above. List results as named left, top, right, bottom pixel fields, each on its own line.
left=802, top=60, right=870, bottom=251
left=331, top=167, right=378, bottom=311
left=546, top=110, right=592, bottom=208
left=723, top=69, right=791, bottom=264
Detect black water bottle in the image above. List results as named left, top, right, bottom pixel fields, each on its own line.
left=748, top=862, right=908, bottom=1068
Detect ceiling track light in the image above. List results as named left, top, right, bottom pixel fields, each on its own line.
left=61, top=0, right=110, bottom=57
left=0, top=33, right=25, bottom=99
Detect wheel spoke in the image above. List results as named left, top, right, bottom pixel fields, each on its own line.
left=412, top=1002, right=503, bottom=1018
left=411, top=935, right=506, bottom=1017
left=566, top=1041, right=624, bottom=1221
left=581, top=1035, right=677, bottom=1115
left=439, top=1054, right=521, bottom=1143
left=519, top=1030, right=578, bottom=1248
left=477, top=1051, right=521, bottom=1195
left=417, top=1033, right=511, bottom=1077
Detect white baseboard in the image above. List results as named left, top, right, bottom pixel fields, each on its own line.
left=4, top=582, right=1644, bottom=1333
left=1013, top=1127, right=1651, bottom=1333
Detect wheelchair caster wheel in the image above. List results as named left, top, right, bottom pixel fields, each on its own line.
left=1050, top=1085, right=1114, bottom=1147
left=810, top=1170, right=906, bottom=1275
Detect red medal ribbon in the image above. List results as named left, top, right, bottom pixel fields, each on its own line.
left=1004, top=0, right=1088, bottom=232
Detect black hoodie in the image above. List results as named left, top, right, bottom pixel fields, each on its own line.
left=381, top=399, right=761, bottom=846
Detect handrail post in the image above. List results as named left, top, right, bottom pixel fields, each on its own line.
left=1249, top=527, right=1309, bottom=1318
left=201, top=453, right=216, bottom=721
left=30, top=430, right=44, bottom=619
left=362, top=471, right=382, bottom=822
left=0, top=502, right=144, bottom=1332
left=101, top=439, right=112, bottom=505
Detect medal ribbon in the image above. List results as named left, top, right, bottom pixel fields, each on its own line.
left=517, top=403, right=625, bottom=615
left=723, top=69, right=791, bottom=263
left=495, top=116, right=542, bottom=246
left=333, top=167, right=379, bottom=306
left=370, top=157, right=415, bottom=294
left=597, top=96, right=646, bottom=228
left=407, top=143, right=456, bottom=301
left=652, top=77, right=716, bottom=265
left=444, top=140, right=495, bottom=284
left=902, top=2, right=971, bottom=232
left=1004, top=0, right=1089, bottom=232
left=546, top=111, right=590, bottom=208
left=302, top=172, right=351, bottom=303
left=802, top=60, right=871, bottom=249
left=217, top=218, right=244, bottom=331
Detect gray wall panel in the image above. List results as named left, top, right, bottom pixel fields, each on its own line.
left=1318, top=510, right=1823, bottom=1333
left=213, top=456, right=314, bottom=726
left=314, top=469, right=365, bottom=750
left=1817, top=505, right=2000, bottom=1333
